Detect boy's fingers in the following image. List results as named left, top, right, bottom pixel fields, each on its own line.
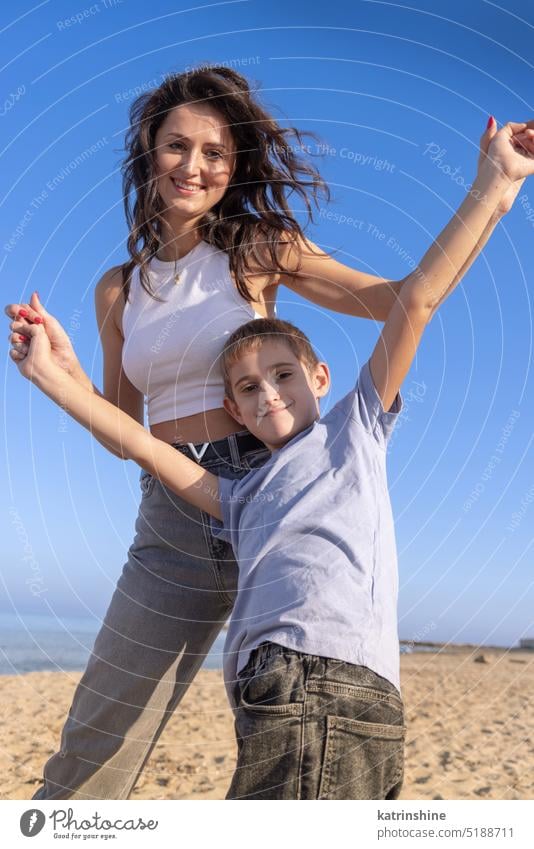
left=10, top=321, right=42, bottom=341
left=9, top=318, right=41, bottom=334
left=512, top=134, right=534, bottom=153
left=514, top=132, right=534, bottom=146
left=9, top=319, right=29, bottom=333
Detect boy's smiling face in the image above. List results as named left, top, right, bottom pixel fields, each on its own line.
left=223, top=340, right=330, bottom=452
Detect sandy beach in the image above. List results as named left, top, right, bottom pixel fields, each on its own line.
left=1, top=649, right=532, bottom=801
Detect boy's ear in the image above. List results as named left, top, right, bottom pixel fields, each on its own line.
left=314, top=362, right=331, bottom=398
left=223, top=395, right=245, bottom=424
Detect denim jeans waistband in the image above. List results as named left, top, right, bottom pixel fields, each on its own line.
left=172, top=430, right=267, bottom=466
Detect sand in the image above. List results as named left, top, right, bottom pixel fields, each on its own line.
left=1, top=649, right=532, bottom=800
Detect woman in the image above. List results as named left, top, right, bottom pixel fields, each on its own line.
left=7, top=66, right=528, bottom=800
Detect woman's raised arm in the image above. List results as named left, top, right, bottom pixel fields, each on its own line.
left=277, top=120, right=527, bottom=323
left=368, top=119, right=534, bottom=413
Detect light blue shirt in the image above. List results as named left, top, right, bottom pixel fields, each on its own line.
left=211, top=360, right=403, bottom=709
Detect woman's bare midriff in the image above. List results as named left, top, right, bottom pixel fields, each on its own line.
left=150, top=406, right=246, bottom=445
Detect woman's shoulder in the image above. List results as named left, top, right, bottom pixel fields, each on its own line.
left=95, top=264, right=124, bottom=293
left=241, top=224, right=294, bottom=276
left=252, top=226, right=319, bottom=274
left=94, top=264, right=128, bottom=332
left=232, top=225, right=312, bottom=303
left=274, top=229, right=327, bottom=272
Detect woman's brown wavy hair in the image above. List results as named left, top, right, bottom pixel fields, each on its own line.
left=120, top=64, right=332, bottom=303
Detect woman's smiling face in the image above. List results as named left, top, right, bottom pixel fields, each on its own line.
left=154, top=102, right=236, bottom=224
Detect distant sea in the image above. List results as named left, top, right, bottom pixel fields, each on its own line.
left=0, top=612, right=436, bottom=675
left=0, top=613, right=227, bottom=675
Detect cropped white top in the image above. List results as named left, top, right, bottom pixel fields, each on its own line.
left=121, top=240, right=265, bottom=425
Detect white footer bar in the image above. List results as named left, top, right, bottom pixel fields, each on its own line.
left=3, top=799, right=534, bottom=848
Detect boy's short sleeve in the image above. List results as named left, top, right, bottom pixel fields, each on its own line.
left=209, top=474, right=239, bottom=544
left=345, top=359, right=403, bottom=447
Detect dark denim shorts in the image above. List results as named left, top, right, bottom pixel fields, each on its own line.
left=227, top=641, right=406, bottom=800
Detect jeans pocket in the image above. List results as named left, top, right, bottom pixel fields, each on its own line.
left=318, top=715, right=406, bottom=800
left=238, top=653, right=304, bottom=717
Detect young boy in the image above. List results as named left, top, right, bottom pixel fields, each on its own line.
left=16, top=314, right=407, bottom=800
left=206, top=317, right=406, bottom=801
left=10, top=124, right=534, bottom=798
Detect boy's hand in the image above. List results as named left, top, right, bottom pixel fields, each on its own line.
left=5, top=291, right=79, bottom=374
left=478, top=118, right=530, bottom=216
left=9, top=320, right=60, bottom=385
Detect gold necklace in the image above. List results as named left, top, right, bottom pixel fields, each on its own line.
left=171, top=246, right=196, bottom=283
left=161, top=240, right=202, bottom=284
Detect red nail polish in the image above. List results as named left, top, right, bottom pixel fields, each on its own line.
left=33, top=316, right=43, bottom=324
left=19, top=335, right=29, bottom=342
left=18, top=309, right=28, bottom=317
left=487, top=115, right=495, bottom=129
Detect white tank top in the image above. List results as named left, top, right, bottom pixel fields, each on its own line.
left=121, top=240, right=265, bottom=425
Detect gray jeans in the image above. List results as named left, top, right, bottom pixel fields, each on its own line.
left=227, top=641, right=406, bottom=800
left=33, top=431, right=270, bottom=800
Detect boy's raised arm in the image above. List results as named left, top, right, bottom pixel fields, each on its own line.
left=369, top=120, right=534, bottom=413
left=14, top=323, right=222, bottom=520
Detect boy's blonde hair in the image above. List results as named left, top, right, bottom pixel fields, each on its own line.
left=221, top=318, right=320, bottom=400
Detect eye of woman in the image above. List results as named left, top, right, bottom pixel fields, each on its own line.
left=168, top=142, right=222, bottom=159
left=277, top=371, right=292, bottom=379
left=241, top=383, right=257, bottom=394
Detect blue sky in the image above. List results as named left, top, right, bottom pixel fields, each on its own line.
left=1, top=0, right=533, bottom=648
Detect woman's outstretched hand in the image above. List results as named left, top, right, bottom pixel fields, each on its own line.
left=482, top=119, right=534, bottom=186
left=9, top=318, right=60, bottom=386
left=478, top=118, right=531, bottom=216
left=5, top=291, right=80, bottom=374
